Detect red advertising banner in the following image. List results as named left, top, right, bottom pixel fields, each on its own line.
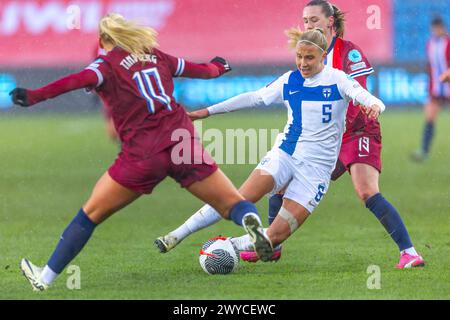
left=0, top=0, right=392, bottom=67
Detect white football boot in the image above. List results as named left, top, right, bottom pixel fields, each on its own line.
left=242, top=215, right=274, bottom=262
left=154, top=234, right=180, bottom=253
left=20, top=258, right=48, bottom=292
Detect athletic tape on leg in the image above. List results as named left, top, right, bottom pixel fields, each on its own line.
left=278, top=207, right=299, bottom=234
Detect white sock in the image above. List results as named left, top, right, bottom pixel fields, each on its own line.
left=402, top=247, right=418, bottom=256
left=230, top=234, right=253, bottom=251
left=40, top=265, right=58, bottom=286
left=170, top=204, right=222, bottom=241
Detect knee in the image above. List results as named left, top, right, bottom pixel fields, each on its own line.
left=354, top=185, right=379, bottom=202
left=220, top=195, right=246, bottom=219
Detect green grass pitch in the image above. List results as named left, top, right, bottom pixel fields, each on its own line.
left=0, top=110, right=449, bottom=299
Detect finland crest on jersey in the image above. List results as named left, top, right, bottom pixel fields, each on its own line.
left=257, top=66, right=352, bottom=170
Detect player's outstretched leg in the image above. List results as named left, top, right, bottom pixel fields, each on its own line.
left=20, top=172, right=140, bottom=291
left=158, top=168, right=276, bottom=257
left=155, top=204, right=222, bottom=253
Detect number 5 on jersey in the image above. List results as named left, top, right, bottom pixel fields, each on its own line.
left=133, top=68, right=172, bottom=113
left=322, top=104, right=332, bottom=123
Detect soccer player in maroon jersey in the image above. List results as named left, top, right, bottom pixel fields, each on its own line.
left=411, top=16, right=450, bottom=162
left=262, top=0, right=424, bottom=268
left=156, top=0, right=424, bottom=269
left=11, top=13, right=272, bottom=291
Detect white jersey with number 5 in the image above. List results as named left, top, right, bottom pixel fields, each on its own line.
left=257, top=66, right=382, bottom=170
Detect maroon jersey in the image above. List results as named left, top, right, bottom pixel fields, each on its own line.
left=25, top=47, right=225, bottom=192
left=328, top=37, right=379, bottom=139
left=26, top=48, right=226, bottom=160
left=426, top=35, right=450, bottom=99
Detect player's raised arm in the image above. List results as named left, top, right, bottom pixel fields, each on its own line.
left=188, top=72, right=290, bottom=121
left=163, top=50, right=231, bottom=79
left=338, top=72, right=385, bottom=120
left=9, top=69, right=100, bottom=107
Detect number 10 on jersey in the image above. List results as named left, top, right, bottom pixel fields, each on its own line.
left=133, top=68, right=172, bottom=113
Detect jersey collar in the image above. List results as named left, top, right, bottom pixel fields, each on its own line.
left=327, top=36, right=337, bottom=54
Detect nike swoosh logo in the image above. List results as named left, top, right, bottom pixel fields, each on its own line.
left=289, top=90, right=300, bottom=95
left=404, top=258, right=418, bottom=268
left=358, top=154, right=369, bottom=157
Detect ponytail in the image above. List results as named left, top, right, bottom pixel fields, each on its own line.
left=99, top=13, right=158, bottom=59
left=331, top=5, right=345, bottom=38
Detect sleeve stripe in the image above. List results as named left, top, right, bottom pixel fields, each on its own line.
left=351, top=70, right=374, bottom=78
left=175, top=58, right=185, bottom=77
left=349, top=67, right=374, bottom=78
left=86, top=67, right=104, bottom=87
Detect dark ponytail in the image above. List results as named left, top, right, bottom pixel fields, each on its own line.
left=331, top=5, right=345, bottom=38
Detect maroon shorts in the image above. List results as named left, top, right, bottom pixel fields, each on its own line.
left=331, top=134, right=382, bottom=181
left=108, top=138, right=218, bottom=194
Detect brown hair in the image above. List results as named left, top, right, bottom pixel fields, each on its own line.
left=306, top=0, right=346, bottom=38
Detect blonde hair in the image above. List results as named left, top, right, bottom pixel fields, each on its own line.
left=99, top=13, right=158, bottom=59
left=286, top=27, right=328, bottom=52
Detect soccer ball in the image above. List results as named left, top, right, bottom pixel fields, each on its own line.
left=199, top=237, right=239, bottom=275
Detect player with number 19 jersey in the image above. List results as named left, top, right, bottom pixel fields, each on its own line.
left=326, top=37, right=381, bottom=179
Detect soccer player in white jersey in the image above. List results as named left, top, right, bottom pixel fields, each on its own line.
left=155, top=28, right=385, bottom=261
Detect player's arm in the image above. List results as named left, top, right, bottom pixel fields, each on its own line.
left=339, top=73, right=385, bottom=120
left=344, top=43, right=374, bottom=89
left=10, top=69, right=100, bottom=107
left=188, top=72, right=288, bottom=121
left=182, top=57, right=231, bottom=79
left=188, top=91, right=266, bottom=121
left=164, top=50, right=231, bottom=79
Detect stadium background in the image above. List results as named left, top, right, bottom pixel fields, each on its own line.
left=1, top=0, right=449, bottom=112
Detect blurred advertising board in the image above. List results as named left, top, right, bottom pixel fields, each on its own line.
left=0, top=64, right=430, bottom=111
left=0, top=0, right=392, bottom=67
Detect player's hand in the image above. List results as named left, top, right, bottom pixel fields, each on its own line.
left=440, top=69, right=450, bottom=82
left=9, top=88, right=31, bottom=107
left=210, top=56, right=232, bottom=74
left=188, top=108, right=210, bottom=121
left=361, top=104, right=381, bottom=119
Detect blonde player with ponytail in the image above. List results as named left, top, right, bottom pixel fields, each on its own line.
left=12, top=13, right=274, bottom=291
left=156, top=28, right=385, bottom=261
left=158, top=1, right=424, bottom=269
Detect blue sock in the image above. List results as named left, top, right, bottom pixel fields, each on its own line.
left=422, top=121, right=434, bottom=154
left=365, top=193, right=413, bottom=251
left=268, top=194, right=283, bottom=225
left=229, top=200, right=260, bottom=227
left=47, top=209, right=97, bottom=274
